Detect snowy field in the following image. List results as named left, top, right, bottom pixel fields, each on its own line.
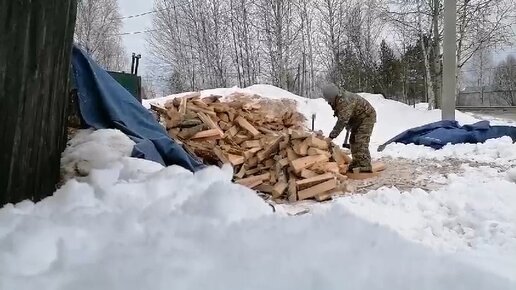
left=1, top=85, right=515, bottom=289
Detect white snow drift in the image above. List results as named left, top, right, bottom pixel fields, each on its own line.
left=0, top=129, right=514, bottom=290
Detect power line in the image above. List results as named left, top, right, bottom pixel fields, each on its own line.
left=116, top=28, right=158, bottom=36
left=115, top=7, right=174, bottom=20
left=115, top=2, right=250, bottom=36
left=116, top=10, right=158, bottom=20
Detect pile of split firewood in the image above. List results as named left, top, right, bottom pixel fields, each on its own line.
left=150, top=92, right=384, bottom=202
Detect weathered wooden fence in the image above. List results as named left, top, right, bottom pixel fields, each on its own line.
left=0, top=0, right=77, bottom=206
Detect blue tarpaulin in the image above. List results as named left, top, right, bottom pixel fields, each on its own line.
left=71, top=45, right=205, bottom=171
left=378, top=120, right=516, bottom=151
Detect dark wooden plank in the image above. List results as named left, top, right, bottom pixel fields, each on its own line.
left=0, top=0, right=77, bottom=205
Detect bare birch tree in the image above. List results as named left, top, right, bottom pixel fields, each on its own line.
left=385, top=0, right=515, bottom=108
left=149, top=0, right=233, bottom=90
left=254, top=0, right=300, bottom=90
left=493, top=55, right=516, bottom=106
left=295, top=0, right=317, bottom=97
left=315, top=0, right=349, bottom=74
left=228, top=0, right=261, bottom=87
left=74, top=0, right=127, bottom=70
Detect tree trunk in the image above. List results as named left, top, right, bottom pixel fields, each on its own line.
left=0, top=0, right=77, bottom=206
left=432, top=0, right=442, bottom=109
left=417, top=0, right=435, bottom=110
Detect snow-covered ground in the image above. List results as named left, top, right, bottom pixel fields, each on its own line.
left=1, top=85, right=516, bottom=289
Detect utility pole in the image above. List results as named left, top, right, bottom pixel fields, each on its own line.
left=442, top=0, right=457, bottom=120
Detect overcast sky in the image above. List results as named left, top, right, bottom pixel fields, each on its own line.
left=118, top=0, right=154, bottom=75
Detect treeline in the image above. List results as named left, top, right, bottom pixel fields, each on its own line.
left=147, top=0, right=516, bottom=108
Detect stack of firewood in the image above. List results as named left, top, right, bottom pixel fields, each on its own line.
left=150, top=92, right=384, bottom=202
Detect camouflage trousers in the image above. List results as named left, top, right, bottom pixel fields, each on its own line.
left=348, top=114, right=376, bottom=172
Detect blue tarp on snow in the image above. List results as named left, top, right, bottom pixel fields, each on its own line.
left=71, top=45, right=205, bottom=171
left=378, top=120, right=516, bottom=151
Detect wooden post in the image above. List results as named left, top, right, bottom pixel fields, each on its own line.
left=0, top=0, right=77, bottom=205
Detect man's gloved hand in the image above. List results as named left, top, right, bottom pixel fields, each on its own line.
left=329, top=131, right=338, bottom=139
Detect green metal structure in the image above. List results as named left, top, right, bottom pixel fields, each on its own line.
left=108, top=71, right=142, bottom=102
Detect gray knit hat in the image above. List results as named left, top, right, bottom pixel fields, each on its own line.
left=322, top=83, right=339, bottom=102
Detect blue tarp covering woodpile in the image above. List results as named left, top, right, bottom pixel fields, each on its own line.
left=71, top=46, right=204, bottom=171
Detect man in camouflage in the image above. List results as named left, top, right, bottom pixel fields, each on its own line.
left=322, top=83, right=376, bottom=173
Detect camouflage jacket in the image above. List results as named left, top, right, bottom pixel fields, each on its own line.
left=329, top=90, right=376, bottom=137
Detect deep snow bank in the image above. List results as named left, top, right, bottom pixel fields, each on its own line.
left=336, top=164, right=516, bottom=279
left=380, top=136, right=516, bottom=165
left=1, top=129, right=515, bottom=290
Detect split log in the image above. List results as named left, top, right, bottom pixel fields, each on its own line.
left=305, top=135, right=328, bottom=150
left=310, top=162, right=339, bottom=174
left=242, top=140, right=261, bottom=148
left=243, top=147, right=261, bottom=159
left=298, top=179, right=337, bottom=201
left=179, top=97, right=187, bottom=115
left=255, top=183, right=274, bottom=194
left=150, top=103, right=168, bottom=115
left=247, top=156, right=258, bottom=167
left=165, top=115, right=183, bottom=129
left=226, top=125, right=239, bottom=137
left=235, top=116, right=260, bottom=137
left=218, top=113, right=230, bottom=123
left=197, top=112, right=224, bottom=137
left=213, top=147, right=230, bottom=164
left=289, top=129, right=310, bottom=139
left=190, top=129, right=222, bottom=140
left=278, top=158, right=289, bottom=168
left=233, top=134, right=250, bottom=144
left=257, top=136, right=283, bottom=161
left=286, top=148, right=299, bottom=161
left=236, top=173, right=271, bottom=187
left=332, top=145, right=352, bottom=164
left=187, top=104, right=217, bottom=116
left=245, top=167, right=263, bottom=176
left=177, top=124, right=207, bottom=139
left=314, top=192, right=333, bottom=202
left=227, top=153, right=245, bottom=166
left=263, top=159, right=275, bottom=168
left=290, top=155, right=329, bottom=173
left=179, top=119, right=203, bottom=128
left=272, top=181, right=288, bottom=198
left=300, top=169, right=318, bottom=179
left=308, top=147, right=331, bottom=158
left=235, top=165, right=247, bottom=178
left=191, top=99, right=211, bottom=110
left=296, top=173, right=335, bottom=190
